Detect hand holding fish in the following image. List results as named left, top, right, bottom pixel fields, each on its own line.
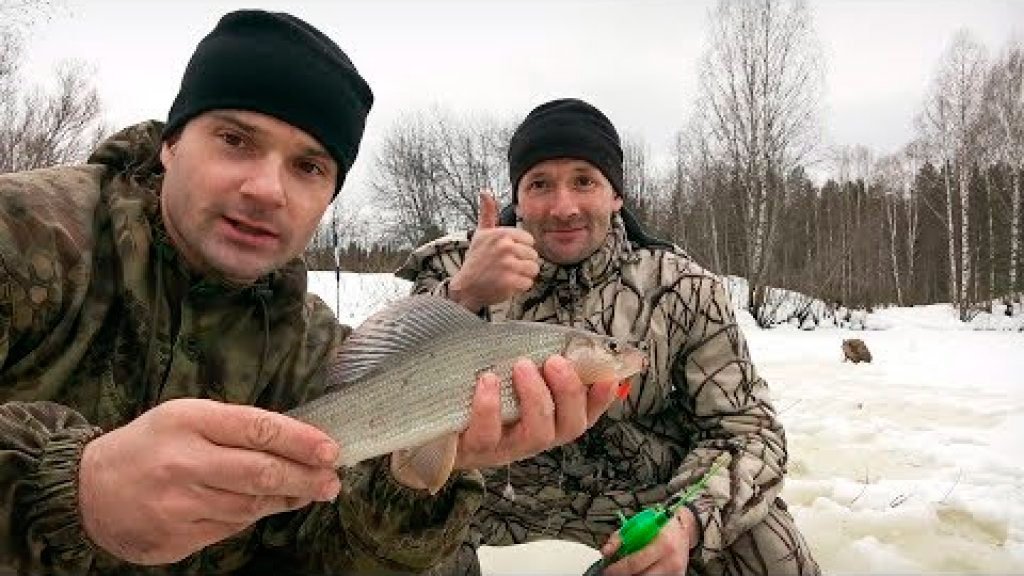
left=452, top=355, right=618, bottom=472
left=448, top=191, right=539, bottom=313
left=78, top=399, right=342, bottom=565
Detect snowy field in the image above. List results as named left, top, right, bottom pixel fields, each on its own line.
left=310, top=272, right=1024, bottom=574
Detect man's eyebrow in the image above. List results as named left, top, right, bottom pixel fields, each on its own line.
left=300, top=146, right=332, bottom=160
left=208, top=112, right=264, bottom=137
left=208, top=112, right=331, bottom=160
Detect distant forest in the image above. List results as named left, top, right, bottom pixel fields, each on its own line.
left=307, top=1, right=1022, bottom=323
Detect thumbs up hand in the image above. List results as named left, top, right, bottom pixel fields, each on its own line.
left=448, top=191, right=539, bottom=313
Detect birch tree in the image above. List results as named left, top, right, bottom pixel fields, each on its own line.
left=919, top=30, right=988, bottom=318
left=698, top=0, right=824, bottom=323
left=987, top=41, right=1023, bottom=297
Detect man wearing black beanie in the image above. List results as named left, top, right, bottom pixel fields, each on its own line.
left=0, top=13, right=615, bottom=575
left=400, top=98, right=819, bottom=576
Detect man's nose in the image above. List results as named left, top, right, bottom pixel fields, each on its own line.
left=549, top=185, right=580, bottom=219
left=240, top=156, right=286, bottom=207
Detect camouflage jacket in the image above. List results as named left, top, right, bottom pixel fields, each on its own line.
left=397, top=215, right=788, bottom=566
left=0, top=122, right=483, bottom=575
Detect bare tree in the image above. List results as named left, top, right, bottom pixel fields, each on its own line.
left=697, top=0, right=824, bottom=323
left=430, top=108, right=511, bottom=223
left=1, top=3, right=105, bottom=173
left=370, top=112, right=447, bottom=247
left=875, top=154, right=906, bottom=305
left=986, top=40, right=1023, bottom=297
left=672, top=117, right=723, bottom=272
left=622, top=134, right=669, bottom=235
left=918, top=30, right=989, bottom=319
left=369, top=108, right=512, bottom=248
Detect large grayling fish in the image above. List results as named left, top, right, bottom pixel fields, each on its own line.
left=287, top=294, right=646, bottom=493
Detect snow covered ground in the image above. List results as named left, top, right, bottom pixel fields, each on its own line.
left=309, top=272, right=1024, bottom=574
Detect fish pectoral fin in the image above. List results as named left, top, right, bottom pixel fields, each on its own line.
left=389, top=433, right=459, bottom=495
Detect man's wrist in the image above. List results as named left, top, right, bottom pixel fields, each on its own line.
left=447, top=276, right=483, bottom=313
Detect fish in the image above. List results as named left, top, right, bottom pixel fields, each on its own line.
left=286, top=294, right=647, bottom=494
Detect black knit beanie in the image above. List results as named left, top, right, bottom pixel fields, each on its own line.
left=163, top=10, right=373, bottom=194
left=507, top=98, right=624, bottom=202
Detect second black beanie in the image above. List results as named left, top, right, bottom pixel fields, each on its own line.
left=507, top=98, right=624, bottom=201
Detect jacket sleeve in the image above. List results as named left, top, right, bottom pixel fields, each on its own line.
left=0, top=401, right=105, bottom=574
left=246, top=293, right=485, bottom=574
left=0, top=169, right=109, bottom=574
left=668, top=275, right=788, bottom=566
left=395, top=235, right=470, bottom=299
left=251, top=458, right=484, bottom=574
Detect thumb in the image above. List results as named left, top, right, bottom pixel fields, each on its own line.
left=477, top=190, right=499, bottom=230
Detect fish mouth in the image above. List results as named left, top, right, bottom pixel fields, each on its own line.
left=623, top=349, right=648, bottom=375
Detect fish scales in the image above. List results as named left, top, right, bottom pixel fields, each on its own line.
left=291, top=321, right=572, bottom=466
left=286, top=295, right=645, bottom=475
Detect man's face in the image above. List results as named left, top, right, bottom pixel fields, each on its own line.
left=159, top=110, right=338, bottom=284
left=515, top=158, right=622, bottom=265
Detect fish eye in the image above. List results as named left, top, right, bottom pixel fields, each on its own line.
left=607, top=341, right=619, bottom=352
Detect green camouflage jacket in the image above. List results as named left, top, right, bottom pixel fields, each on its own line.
left=0, top=122, right=483, bottom=575
left=397, top=216, right=789, bottom=567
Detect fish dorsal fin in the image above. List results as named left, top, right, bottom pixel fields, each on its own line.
left=328, top=294, right=485, bottom=386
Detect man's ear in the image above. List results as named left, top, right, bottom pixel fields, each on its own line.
left=612, top=194, right=623, bottom=212
left=159, top=132, right=181, bottom=168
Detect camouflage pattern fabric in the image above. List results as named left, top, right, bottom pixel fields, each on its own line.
left=398, top=216, right=819, bottom=576
left=0, top=121, right=484, bottom=575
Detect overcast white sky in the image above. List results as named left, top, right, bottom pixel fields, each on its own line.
left=14, top=0, right=1024, bottom=196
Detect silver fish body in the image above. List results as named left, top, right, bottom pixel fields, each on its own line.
left=286, top=295, right=645, bottom=488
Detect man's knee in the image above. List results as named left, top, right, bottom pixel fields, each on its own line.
left=700, top=499, right=819, bottom=576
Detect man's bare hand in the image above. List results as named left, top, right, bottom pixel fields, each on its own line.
left=600, top=506, right=698, bottom=576
left=78, top=399, right=341, bottom=565
left=454, top=355, right=617, bottom=471
left=448, top=191, right=539, bottom=313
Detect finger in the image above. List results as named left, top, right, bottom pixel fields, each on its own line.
left=508, top=273, right=538, bottom=296
left=510, top=238, right=539, bottom=259
left=478, top=190, right=499, bottom=230
left=586, top=378, right=619, bottom=426
left=603, top=547, right=657, bottom=576
left=507, top=358, right=556, bottom=455
left=501, top=228, right=536, bottom=247
left=459, top=373, right=503, bottom=458
left=639, top=556, right=688, bottom=576
left=200, top=445, right=341, bottom=501
left=601, top=532, right=622, bottom=557
left=192, top=484, right=311, bottom=524
left=542, top=355, right=588, bottom=443
left=626, top=532, right=686, bottom=576
left=603, top=528, right=683, bottom=576
left=499, top=258, right=540, bottom=285
left=194, top=403, right=339, bottom=468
